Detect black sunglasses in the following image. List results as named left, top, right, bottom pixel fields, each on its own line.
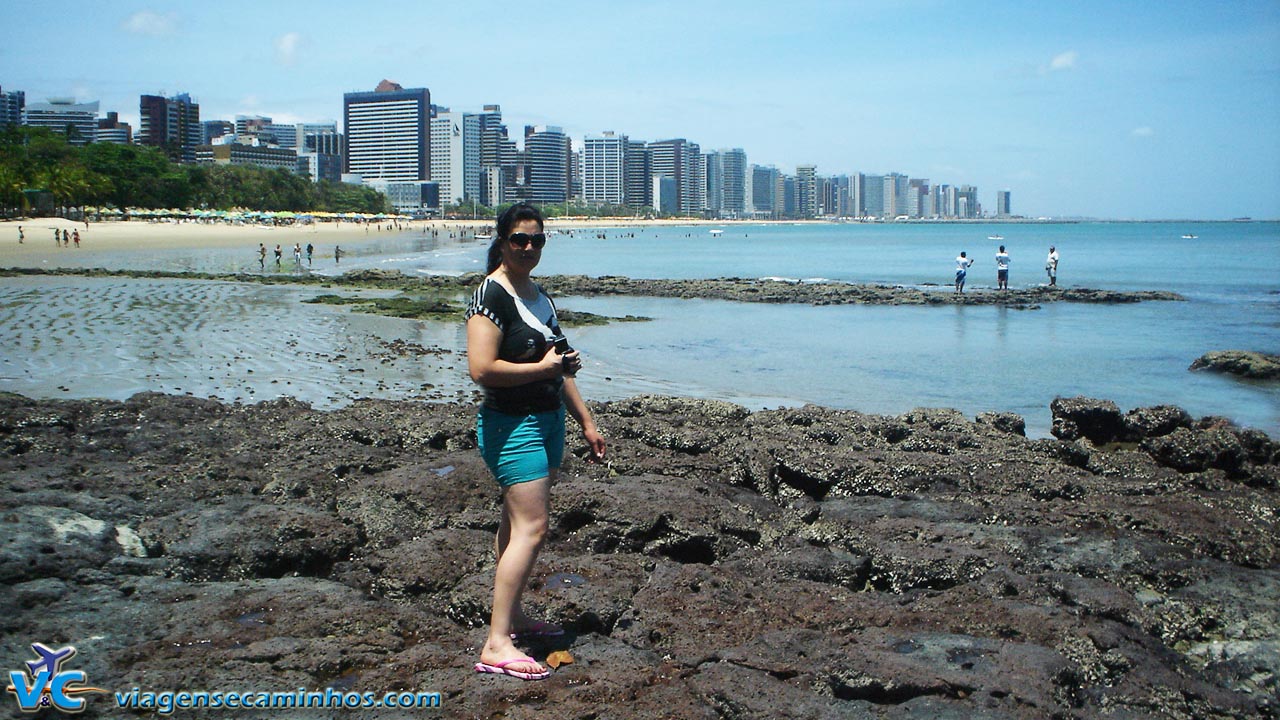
left=507, top=232, right=547, bottom=250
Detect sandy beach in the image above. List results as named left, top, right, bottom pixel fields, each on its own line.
left=0, top=215, right=772, bottom=268
left=0, top=217, right=482, bottom=266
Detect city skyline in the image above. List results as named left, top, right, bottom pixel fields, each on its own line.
left=1, top=0, right=1277, bottom=220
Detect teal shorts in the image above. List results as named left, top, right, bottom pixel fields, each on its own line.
left=476, top=405, right=566, bottom=487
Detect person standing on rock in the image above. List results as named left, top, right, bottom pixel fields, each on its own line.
left=1045, top=245, right=1059, bottom=286
left=466, top=202, right=606, bottom=681
left=955, top=251, right=974, bottom=294
left=996, top=245, right=1011, bottom=290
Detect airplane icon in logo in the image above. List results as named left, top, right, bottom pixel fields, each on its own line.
left=25, top=644, right=76, bottom=678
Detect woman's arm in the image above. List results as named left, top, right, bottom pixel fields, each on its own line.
left=562, top=376, right=606, bottom=461
left=466, top=314, right=562, bottom=388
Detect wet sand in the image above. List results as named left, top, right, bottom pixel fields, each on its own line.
left=0, top=275, right=479, bottom=408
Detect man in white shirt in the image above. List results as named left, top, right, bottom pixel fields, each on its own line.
left=955, top=251, right=974, bottom=293
left=1045, top=246, right=1059, bottom=286
left=996, top=245, right=1011, bottom=290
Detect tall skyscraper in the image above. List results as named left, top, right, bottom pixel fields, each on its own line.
left=649, top=139, right=685, bottom=212
left=705, top=152, right=722, bottom=216
left=0, top=85, right=24, bottom=127
left=940, top=184, right=956, bottom=218
left=908, top=178, right=929, bottom=218
left=582, top=132, right=627, bottom=206
left=723, top=148, right=746, bottom=217
left=751, top=165, right=779, bottom=217
left=796, top=165, right=817, bottom=218
left=140, top=93, right=201, bottom=162
left=624, top=140, right=651, bottom=208
left=431, top=110, right=481, bottom=205
left=706, top=149, right=746, bottom=218
left=649, top=139, right=705, bottom=215
left=23, top=98, right=99, bottom=145
left=957, top=185, right=979, bottom=218
left=343, top=80, right=431, bottom=182
left=835, top=175, right=851, bottom=217
left=863, top=174, right=885, bottom=217
left=850, top=173, right=866, bottom=218
left=997, top=190, right=1011, bottom=217
left=524, top=125, right=569, bottom=204
left=475, top=105, right=514, bottom=206
left=683, top=149, right=704, bottom=215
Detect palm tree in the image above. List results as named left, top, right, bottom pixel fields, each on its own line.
left=0, top=162, right=24, bottom=217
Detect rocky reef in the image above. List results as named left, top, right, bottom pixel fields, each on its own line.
left=2, top=392, right=1276, bottom=718
left=1191, top=350, right=1280, bottom=381
left=0, top=266, right=1184, bottom=309
left=540, top=274, right=1185, bottom=309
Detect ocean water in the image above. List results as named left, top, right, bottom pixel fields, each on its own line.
left=1, top=221, right=1276, bottom=437
left=380, top=221, right=1280, bottom=437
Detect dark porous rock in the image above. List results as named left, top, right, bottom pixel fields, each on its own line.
left=1141, top=427, right=1250, bottom=478
left=1123, top=404, right=1194, bottom=439
left=2, top=392, right=1277, bottom=719
left=976, top=411, right=1027, bottom=437
left=141, top=497, right=362, bottom=581
left=1190, top=350, right=1280, bottom=380
left=0, top=506, right=129, bottom=583
left=1050, top=396, right=1125, bottom=444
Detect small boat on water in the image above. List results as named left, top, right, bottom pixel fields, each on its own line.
left=709, top=229, right=724, bottom=236
left=1181, top=234, right=1198, bottom=239
left=988, top=234, right=1004, bottom=240
left=474, top=233, right=493, bottom=241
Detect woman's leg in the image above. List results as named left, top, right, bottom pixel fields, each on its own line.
left=482, top=476, right=551, bottom=672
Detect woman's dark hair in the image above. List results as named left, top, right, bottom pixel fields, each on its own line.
left=486, top=203, right=545, bottom=273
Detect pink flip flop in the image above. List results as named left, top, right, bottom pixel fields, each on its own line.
left=510, top=620, right=565, bottom=640
left=474, top=657, right=550, bottom=680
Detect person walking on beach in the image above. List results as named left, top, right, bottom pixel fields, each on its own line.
left=72, top=230, right=80, bottom=248
left=955, top=251, right=974, bottom=293
left=17, top=226, right=22, bottom=244
left=1045, top=246, right=1059, bottom=287
left=466, top=202, right=605, bottom=681
left=54, top=229, right=60, bottom=247
left=293, top=243, right=302, bottom=268
left=334, top=245, right=343, bottom=264
left=305, top=243, right=314, bottom=266
left=996, top=245, right=1011, bottom=290
left=274, top=244, right=282, bottom=268
left=258, top=243, right=266, bottom=270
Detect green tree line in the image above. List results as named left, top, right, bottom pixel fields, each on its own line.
left=0, top=126, right=388, bottom=216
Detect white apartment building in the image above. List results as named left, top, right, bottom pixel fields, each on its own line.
left=430, top=110, right=481, bottom=205
left=582, top=132, right=627, bottom=206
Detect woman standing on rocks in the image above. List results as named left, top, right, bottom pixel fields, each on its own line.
left=465, top=202, right=606, bottom=680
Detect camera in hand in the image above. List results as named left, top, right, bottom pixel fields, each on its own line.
left=552, top=335, right=577, bottom=376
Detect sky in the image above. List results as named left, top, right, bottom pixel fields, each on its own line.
left=2, top=0, right=1278, bottom=220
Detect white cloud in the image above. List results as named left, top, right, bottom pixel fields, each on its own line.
left=276, top=32, right=302, bottom=65
left=121, top=11, right=176, bottom=36
left=1131, top=126, right=1155, bottom=138
left=1049, top=51, right=1078, bottom=71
